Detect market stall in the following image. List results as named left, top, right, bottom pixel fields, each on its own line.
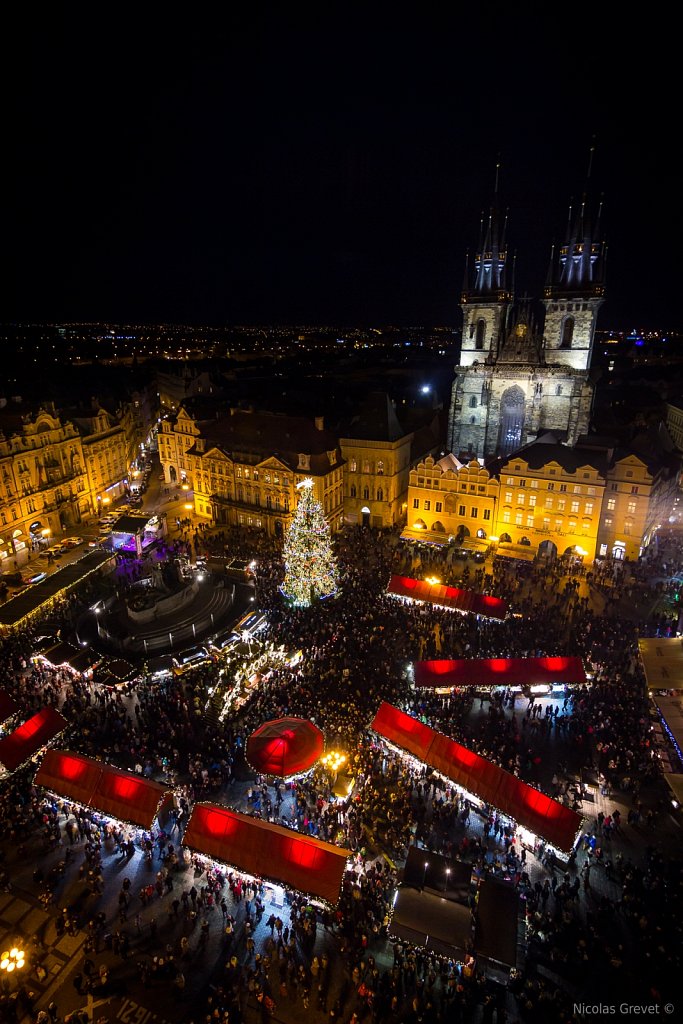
left=0, top=706, right=67, bottom=774
left=182, top=802, right=351, bottom=904
left=246, top=717, right=324, bottom=778
left=371, top=702, right=582, bottom=853
left=34, top=749, right=173, bottom=828
left=413, top=656, right=587, bottom=690
left=387, top=575, right=507, bottom=620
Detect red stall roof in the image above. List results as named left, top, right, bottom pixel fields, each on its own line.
left=387, top=575, right=507, bottom=620
left=414, top=656, right=587, bottom=689
left=0, top=707, right=67, bottom=772
left=247, top=717, right=324, bottom=778
left=35, top=750, right=172, bottom=829
left=183, top=803, right=351, bottom=905
left=0, top=689, right=18, bottom=725
left=371, top=702, right=582, bottom=852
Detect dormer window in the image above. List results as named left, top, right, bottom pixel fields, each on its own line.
left=297, top=454, right=310, bottom=470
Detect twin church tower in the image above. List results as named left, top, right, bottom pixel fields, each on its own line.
left=447, top=159, right=606, bottom=460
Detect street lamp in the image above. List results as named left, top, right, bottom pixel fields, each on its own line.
left=421, top=860, right=429, bottom=892
left=1, top=947, right=25, bottom=974
left=444, top=867, right=451, bottom=894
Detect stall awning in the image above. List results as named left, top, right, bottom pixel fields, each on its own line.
left=371, top=702, right=582, bottom=853
left=638, top=638, right=683, bottom=689
left=414, top=656, right=587, bottom=689
left=0, top=689, right=18, bottom=726
left=35, top=750, right=172, bottom=829
left=387, top=575, right=507, bottom=620
left=183, top=803, right=351, bottom=904
left=0, top=707, right=67, bottom=772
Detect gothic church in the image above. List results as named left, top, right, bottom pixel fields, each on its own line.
left=447, top=167, right=605, bottom=460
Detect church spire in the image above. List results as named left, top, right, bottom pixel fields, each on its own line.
left=545, top=141, right=606, bottom=299
left=462, top=160, right=511, bottom=302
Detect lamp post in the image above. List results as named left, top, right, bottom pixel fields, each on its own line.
left=444, top=866, right=451, bottom=894
left=421, top=860, right=429, bottom=892
left=0, top=946, right=26, bottom=982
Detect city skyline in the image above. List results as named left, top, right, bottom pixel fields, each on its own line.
left=5, top=10, right=677, bottom=331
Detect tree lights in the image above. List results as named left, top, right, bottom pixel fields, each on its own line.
left=281, top=478, right=338, bottom=607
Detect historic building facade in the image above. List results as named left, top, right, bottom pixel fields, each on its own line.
left=158, top=404, right=344, bottom=537
left=448, top=176, right=605, bottom=461
left=0, top=402, right=89, bottom=569
left=405, top=434, right=679, bottom=563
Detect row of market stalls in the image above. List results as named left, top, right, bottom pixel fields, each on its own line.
left=0, top=695, right=68, bottom=777
left=637, top=637, right=683, bottom=806
left=371, top=701, right=583, bottom=854
left=32, top=748, right=351, bottom=905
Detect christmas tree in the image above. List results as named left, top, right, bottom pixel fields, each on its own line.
left=281, top=478, right=338, bottom=606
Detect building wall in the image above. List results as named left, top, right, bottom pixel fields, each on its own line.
left=339, top=435, right=413, bottom=528
left=448, top=364, right=593, bottom=460
left=405, top=456, right=498, bottom=540
left=665, top=403, right=683, bottom=452
left=0, top=407, right=89, bottom=568
left=542, top=297, right=603, bottom=371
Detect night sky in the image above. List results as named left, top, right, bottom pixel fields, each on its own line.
left=4, top=9, right=677, bottom=331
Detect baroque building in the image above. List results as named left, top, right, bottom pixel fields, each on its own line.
left=158, top=402, right=344, bottom=538
left=405, top=432, right=679, bottom=563
left=448, top=170, right=605, bottom=460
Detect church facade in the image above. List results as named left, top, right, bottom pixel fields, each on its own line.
left=447, top=176, right=605, bottom=461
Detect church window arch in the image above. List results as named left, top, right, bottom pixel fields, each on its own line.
left=363, top=486, right=370, bottom=500
left=475, top=319, right=486, bottom=349
left=556, top=384, right=563, bottom=396
left=377, top=487, right=383, bottom=501
left=497, top=385, right=526, bottom=456
left=469, top=395, right=477, bottom=408
left=560, top=316, right=574, bottom=348
left=350, top=485, right=356, bottom=498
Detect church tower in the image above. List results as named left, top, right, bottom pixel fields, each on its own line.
left=448, top=156, right=605, bottom=461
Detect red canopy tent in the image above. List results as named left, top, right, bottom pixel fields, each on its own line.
left=247, top=717, right=324, bottom=778
left=0, top=689, right=18, bottom=726
left=35, top=750, right=173, bottom=829
left=183, top=803, right=351, bottom=904
left=414, top=656, right=587, bottom=689
left=0, top=707, right=67, bottom=773
left=371, top=702, right=582, bottom=852
left=387, top=575, right=507, bottom=620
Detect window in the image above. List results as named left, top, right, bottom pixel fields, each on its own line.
left=604, top=516, right=613, bottom=527
left=627, top=500, right=636, bottom=514
left=559, top=484, right=567, bottom=492
left=253, top=470, right=259, bottom=481
left=587, top=487, right=595, bottom=496
left=574, top=485, right=582, bottom=494
left=362, top=461, right=370, bottom=474
left=236, top=467, right=242, bottom=479
left=557, top=499, right=566, bottom=511
left=517, top=492, right=525, bottom=505
left=506, top=477, right=515, bottom=485
left=600, top=543, right=608, bottom=557
left=505, top=491, right=512, bottom=504
left=503, top=510, right=511, bottom=523
left=458, top=504, right=466, bottom=516
left=471, top=507, right=477, bottom=518
left=469, top=484, right=476, bottom=493
left=377, top=461, right=384, bottom=475
left=624, top=520, right=632, bottom=536
left=483, top=509, right=491, bottom=520
left=519, top=479, right=526, bottom=488
left=424, top=500, right=431, bottom=511
left=475, top=318, right=486, bottom=349
left=555, top=518, right=563, bottom=531
left=547, top=482, right=555, bottom=491
left=526, top=514, right=534, bottom=527
left=515, top=512, right=523, bottom=526
left=626, top=470, right=633, bottom=478
left=350, top=460, right=357, bottom=473
left=584, top=502, right=593, bottom=515
left=607, top=497, right=616, bottom=511
left=377, top=488, right=384, bottom=501
left=413, top=498, right=419, bottom=508
left=631, top=486, right=639, bottom=495
left=545, top=496, right=553, bottom=509
left=351, top=485, right=357, bottom=498
left=560, top=316, right=574, bottom=348
left=435, top=501, right=442, bottom=513
left=363, top=487, right=370, bottom=500
left=478, top=485, right=486, bottom=493
left=570, top=501, right=579, bottom=513
left=543, top=517, right=551, bottom=530
left=530, top=479, right=538, bottom=489
left=529, top=494, right=536, bottom=507
left=569, top=521, right=577, bottom=532
left=469, top=395, right=477, bottom=408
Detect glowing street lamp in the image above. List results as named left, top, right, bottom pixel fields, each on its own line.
left=1, top=947, right=26, bottom=974
left=184, top=503, right=193, bottom=511
left=421, top=860, right=429, bottom=892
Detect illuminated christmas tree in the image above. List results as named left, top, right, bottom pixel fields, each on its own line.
left=281, top=478, right=338, bottom=607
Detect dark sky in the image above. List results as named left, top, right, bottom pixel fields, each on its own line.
left=4, top=9, right=678, bottom=331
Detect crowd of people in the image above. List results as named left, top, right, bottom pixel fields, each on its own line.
left=0, top=522, right=681, bottom=1024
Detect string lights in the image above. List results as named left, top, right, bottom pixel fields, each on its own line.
left=281, top=479, right=338, bottom=607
